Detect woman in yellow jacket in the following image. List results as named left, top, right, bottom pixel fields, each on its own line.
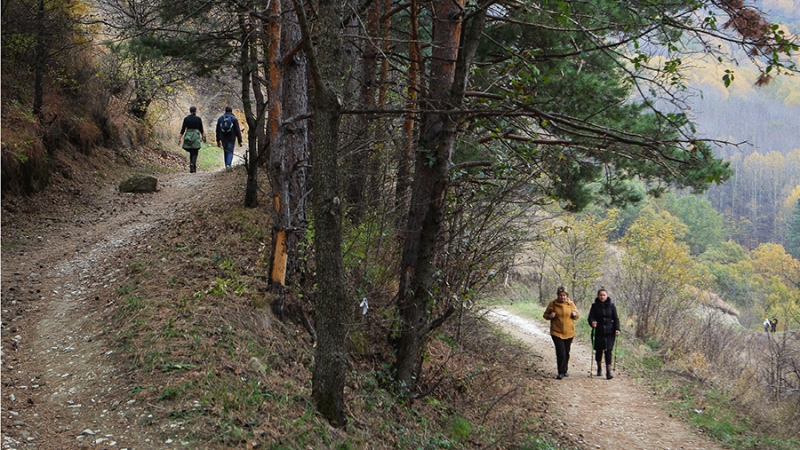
left=543, top=286, right=580, bottom=379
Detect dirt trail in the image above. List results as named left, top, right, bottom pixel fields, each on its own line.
left=3, top=167, right=725, bottom=450
left=2, top=172, right=231, bottom=449
left=488, top=308, right=723, bottom=450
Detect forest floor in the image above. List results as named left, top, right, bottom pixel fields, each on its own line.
left=1, top=147, right=723, bottom=449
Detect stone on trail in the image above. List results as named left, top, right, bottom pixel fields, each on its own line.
left=118, top=175, right=158, bottom=193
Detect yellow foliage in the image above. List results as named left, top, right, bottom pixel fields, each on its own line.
left=750, top=244, right=800, bottom=322
left=751, top=243, right=800, bottom=279
left=781, top=184, right=800, bottom=221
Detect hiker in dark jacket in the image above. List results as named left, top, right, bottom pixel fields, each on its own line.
left=179, top=105, right=205, bottom=173
left=588, top=288, right=620, bottom=379
left=215, top=106, right=242, bottom=169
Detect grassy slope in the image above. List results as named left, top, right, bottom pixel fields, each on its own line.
left=5, top=138, right=797, bottom=449
left=99, top=152, right=564, bottom=449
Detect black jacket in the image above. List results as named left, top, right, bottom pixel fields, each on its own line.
left=588, top=298, right=620, bottom=337
left=180, top=114, right=204, bottom=134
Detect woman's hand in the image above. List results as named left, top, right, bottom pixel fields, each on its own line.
left=615, top=330, right=620, bottom=336
left=549, top=312, right=556, bottom=319
left=591, top=321, right=597, bottom=328
left=570, top=310, right=577, bottom=318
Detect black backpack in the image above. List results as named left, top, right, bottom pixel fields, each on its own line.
left=220, top=115, right=234, bottom=133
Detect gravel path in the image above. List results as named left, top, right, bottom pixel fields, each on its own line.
left=2, top=172, right=223, bottom=450
left=488, top=308, right=724, bottom=450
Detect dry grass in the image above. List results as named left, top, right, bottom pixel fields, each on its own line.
left=626, top=303, right=800, bottom=445
left=94, top=168, right=562, bottom=449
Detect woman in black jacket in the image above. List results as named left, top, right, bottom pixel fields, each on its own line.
left=179, top=106, right=205, bottom=173
left=588, top=288, right=620, bottom=379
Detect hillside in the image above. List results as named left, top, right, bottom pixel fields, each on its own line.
left=0, top=147, right=544, bottom=448
left=0, top=145, right=743, bottom=449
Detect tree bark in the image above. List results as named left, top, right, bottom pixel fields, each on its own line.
left=280, top=0, right=309, bottom=280
left=395, top=0, right=420, bottom=223
left=241, top=12, right=263, bottom=208
left=32, top=0, right=46, bottom=118
left=293, top=0, right=348, bottom=426
left=394, top=0, right=488, bottom=392
left=266, top=0, right=291, bottom=317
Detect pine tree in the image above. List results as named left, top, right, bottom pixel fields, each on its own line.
left=786, top=199, right=800, bottom=260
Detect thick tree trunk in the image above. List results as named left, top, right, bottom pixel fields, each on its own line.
left=393, top=0, right=488, bottom=391
left=294, top=0, right=348, bottom=426
left=266, top=0, right=292, bottom=317
left=280, top=0, right=309, bottom=280
left=394, top=0, right=465, bottom=391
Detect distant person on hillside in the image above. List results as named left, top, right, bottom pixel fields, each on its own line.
left=543, top=286, right=580, bottom=380
left=215, top=106, right=242, bottom=169
left=770, top=317, right=778, bottom=333
left=588, top=288, right=621, bottom=380
left=763, top=318, right=771, bottom=332
left=179, top=106, right=205, bottom=173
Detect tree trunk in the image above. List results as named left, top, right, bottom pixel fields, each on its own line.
left=393, top=0, right=488, bottom=391
left=266, top=0, right=291, bottom=318
left=341, top=5, right=365, bottom=222
left=395, top=0, right=420, bottom=222
left=280, top=0, right=309, bottom=280
left=241, top=13, right=263, bottom=208
left=293, top=0, right=348, bottom=426
left=32, top=0, right=46, bottom=118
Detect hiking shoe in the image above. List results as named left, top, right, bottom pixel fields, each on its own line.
left=563, top=372, right=569, bottom=377
left=556, top=373, right=564, bottom=380
left=606, top=372, right=614, bottom=380
left=596, top=369, right=602, bottom=377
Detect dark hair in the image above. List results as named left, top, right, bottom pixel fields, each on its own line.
left=189, top=106, right=197, bottom=113
left=556, top=286, right=567, bottom=295
left=225, top=106, right=233, bottom=113
left=597, top=288, right=608, bottom=296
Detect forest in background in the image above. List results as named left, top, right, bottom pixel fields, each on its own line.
left=2, top=0, right=800, bottom=444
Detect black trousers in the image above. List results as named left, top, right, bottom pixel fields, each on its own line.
left=187, top=149, right=199, bottom=167
left=594, top=333, right=616, bottom=365
left=552, top=336, right=573, bottom=375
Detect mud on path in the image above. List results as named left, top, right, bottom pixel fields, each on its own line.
left=489, top=308, right=723, bottom=450
left=2, top=171, right=241, bottom=450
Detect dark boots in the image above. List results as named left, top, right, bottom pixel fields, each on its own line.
left=189, top=164, right=196, bottom=173
left=596, top=362, right=602, bottom=377
left=606, top=364, right=613, bottom=380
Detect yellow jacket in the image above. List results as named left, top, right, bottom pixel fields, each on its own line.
left=543, top=298, right=580, bottom=339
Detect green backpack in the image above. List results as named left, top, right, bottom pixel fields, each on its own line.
left=182, top=129, right=202, bottom=150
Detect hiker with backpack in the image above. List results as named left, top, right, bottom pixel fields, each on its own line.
left=543, top=286, right=580, bottom=379
left=588, top=288, right=620, bottom=379
left=215, top=106, right=242, bottom=169
left=179, top=106, right=206, bottom=173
